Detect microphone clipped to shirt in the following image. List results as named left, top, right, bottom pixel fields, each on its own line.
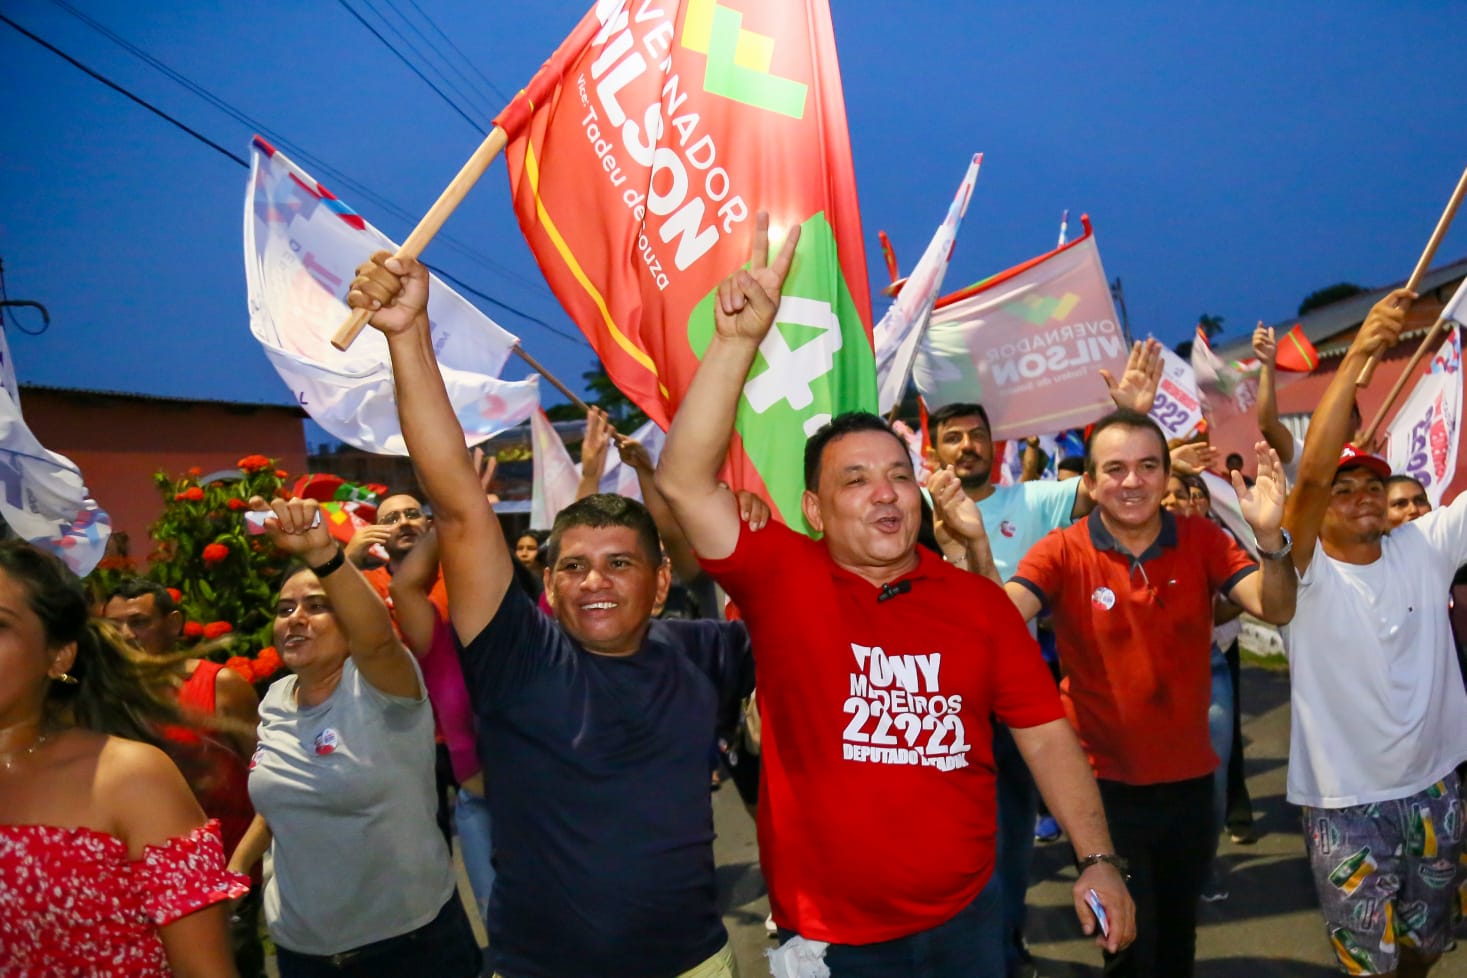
left=877, top=580, right=912, bottom=603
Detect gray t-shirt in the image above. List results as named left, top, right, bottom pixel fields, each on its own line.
left=249, top=657, right=454, bottom=955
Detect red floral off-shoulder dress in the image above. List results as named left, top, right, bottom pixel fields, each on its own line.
left=0, top=819, right=249, bottom=977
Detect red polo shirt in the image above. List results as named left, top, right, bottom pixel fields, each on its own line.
left=701, top=521, right=1063, bottom=945
left=1012, top=511, right=1255, bottom=785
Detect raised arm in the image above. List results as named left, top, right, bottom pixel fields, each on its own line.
left=927, top=466, right=1001, bottom=584
left=1282, top=289, right=1414, bottom=573
left=388, top=527, right=441, bottom=656
left=1252, top=323, right=1295, bottom=464
left=1070, top=338, right=1166, bottom=520
left=655, top=213, right=800, bottom=560
left=576, top=408, right=614, bottom=502
left=1220, top=442, right=1296, bottom=624
left=347, top=252, right=514, bottom=644
left=251, top=495, right=421, bottom=699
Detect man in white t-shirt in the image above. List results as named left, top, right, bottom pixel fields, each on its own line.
left=1282, top=287, right=1467, bottom=978
left=924, top=338, right=1163, bottom=977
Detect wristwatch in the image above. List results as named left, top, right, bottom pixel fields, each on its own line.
left=1255, top=528, right=1294, bottom=561
left=1076, top=852, right=1130, bottom=880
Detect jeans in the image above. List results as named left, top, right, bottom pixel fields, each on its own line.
left=1222, top=640, right=1254, bottom=833
left=992, top=723, right=1039, bottom=974
left=1207, top=644, right=1235, bottom=847
left=1098, top=775, right=1214, bottom=978
left=275, top=897, right=481, bottom=978
left=780, top=873, right=1004, bottom=977
left=456, top=786, right=495, bottom=930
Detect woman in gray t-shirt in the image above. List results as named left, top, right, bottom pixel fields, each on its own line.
left=227, top=497, right=479, bottom=977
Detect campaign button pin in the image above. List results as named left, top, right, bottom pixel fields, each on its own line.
left=1091, top=587, right=1116, bottom=611
left=313, top=728, right=340, bottom=756
left=1000, top=520, right=1017, bottom=538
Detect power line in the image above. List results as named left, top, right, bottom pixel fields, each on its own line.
left=0, top=13, right=248, bottom=167
left=358, top=0, right=498, bottom=124
left=38, top=0, right=557, bottom=300
left=0, top=11, right=584, bottom=347
left=397, top=0, right=513, bottom=107
left=335, top=0, right=485, bottom=134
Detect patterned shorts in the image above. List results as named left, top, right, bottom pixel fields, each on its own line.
left=1302, top=771, right=1466, bottom=975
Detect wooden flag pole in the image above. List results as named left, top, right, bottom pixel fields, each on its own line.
left=1355, top=163, right=1467, bottom=386
left=512, top=345, right=592, bottom=416
left=332, top=126, right=509, bottom=351
left=1357, top=314, right=1450, bottom=448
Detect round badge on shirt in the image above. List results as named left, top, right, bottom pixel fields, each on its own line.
left=313, top=728, right=340, bottom=756
left=1000, top=520, right=1017, bottom=538
left=248, top=746, right=265, bottom=770
left=1090, top=587, right=1116, bottom=611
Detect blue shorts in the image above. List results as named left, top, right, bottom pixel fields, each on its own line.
left=1302, top=770, right=1466, bottom=975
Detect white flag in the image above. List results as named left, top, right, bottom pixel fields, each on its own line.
left=874, top=155, right=981, bottom=414
left=0, top=329, right=111, bottom=574
left=1387, top=325, right=1462, bottom=508
left=530, top=409, right=581, bottom=530
left=244, top=138, right=539, bottom=455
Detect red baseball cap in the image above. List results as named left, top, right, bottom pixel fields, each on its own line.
left=1336, top=443, right=1391, bottom=481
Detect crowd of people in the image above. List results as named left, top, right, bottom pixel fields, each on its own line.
left=1, top=223, right=1465, bottom=978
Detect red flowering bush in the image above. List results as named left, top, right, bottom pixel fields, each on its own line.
left=224, top=656, right=254, bottom=682
left=237, top=454, right=272, bottom=473
left=202, top=621, right=233, bottom=640
left=86, top=455, right=293, bottom=665
left=165, top=588, right=182, bottom=603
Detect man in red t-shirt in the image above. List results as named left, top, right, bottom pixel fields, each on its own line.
left=1006, top=409, right=1296, bottom=978
left=656, top=214, right=1135, bottom=973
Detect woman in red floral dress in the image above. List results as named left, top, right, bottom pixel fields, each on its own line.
left=0, top=541, right=247, bottom=977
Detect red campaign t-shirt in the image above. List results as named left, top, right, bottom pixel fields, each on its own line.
left=1012, top=511, right=1256, bottom=785
left=700, top=521, right=1063, bottom=945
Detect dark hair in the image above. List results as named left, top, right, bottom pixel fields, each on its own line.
left=105, top=576, right=177, bottom=617
left=1083, top=409, right=1170, bottom=478
left=1182, top=474, right=1209, bottom=499
left=1385, top=474, right=1426, bottom=493
left=517, top=528, right=549, bottom=546
left=1224, top=453, right=1245, bottom=467
left=927, top=403, right=990, bottom=448
left=0, top=541, right=188, bottom=751
left=547, top=494, right=662, bottom=567
left=804, top=412, right=912, bottom=490
left=1057, top=455, right=1085, bottom=475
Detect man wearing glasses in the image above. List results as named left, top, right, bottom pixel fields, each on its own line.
left=999, top=409, right=1297, bottom=978
left=352, top=494, right=448, bottom=617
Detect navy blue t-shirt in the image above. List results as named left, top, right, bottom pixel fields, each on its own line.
left=463, top=585, right=752, bottom=978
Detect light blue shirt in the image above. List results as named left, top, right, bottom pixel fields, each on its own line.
left=976, top=479, right=1083, bottom=580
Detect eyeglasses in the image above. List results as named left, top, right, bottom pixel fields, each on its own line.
left=379, top=508, right=424, bottom=525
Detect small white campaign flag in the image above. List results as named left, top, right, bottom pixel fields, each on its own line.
left=874, top=155, right=981, bottom=414
left=245, top=137, right=538, bottom=455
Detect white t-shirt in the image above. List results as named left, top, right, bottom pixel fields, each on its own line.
left=1282, top=495, right=1467, bottom=808
left=1281, top=430, right=1302, bottom=486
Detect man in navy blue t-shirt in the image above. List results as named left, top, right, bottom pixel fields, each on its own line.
left=348, top=252, right=752, bottom=978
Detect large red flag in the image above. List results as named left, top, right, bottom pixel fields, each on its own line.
left=494, top=0, right=876, bottom=525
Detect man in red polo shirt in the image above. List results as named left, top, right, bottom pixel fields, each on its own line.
left=657, top=214, right=1135, bottom=975
left=1007, top=409, right=1297, bottom=978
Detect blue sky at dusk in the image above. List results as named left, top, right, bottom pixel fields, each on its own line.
left=4, top=0, right=1466, bottom=440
